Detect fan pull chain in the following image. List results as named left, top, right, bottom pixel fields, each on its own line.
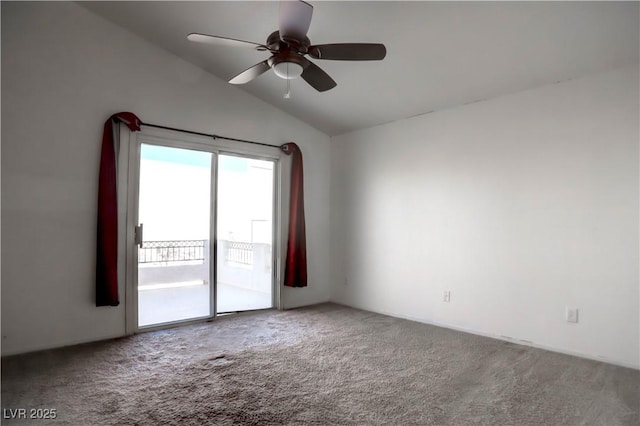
left=284, top=76, right=291, bottom=99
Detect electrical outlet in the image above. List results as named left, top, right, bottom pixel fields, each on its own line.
left=443, top=290, right=451, bottom=303
left=566, top=307, right=578, bottom=323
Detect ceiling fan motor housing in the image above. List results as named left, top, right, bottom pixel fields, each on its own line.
left=267, top=31, right=310, bottom=79
left=266, top=30, right=310, bottom=54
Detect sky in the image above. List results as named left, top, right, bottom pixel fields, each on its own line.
left=142, top=144, right=249, bottom=172
left=139, top=144, right=274, bottom=243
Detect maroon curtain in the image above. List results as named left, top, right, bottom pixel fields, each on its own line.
left=96, top=112, right=141, bottom=306
left=280, top=142, right=308, bottom=287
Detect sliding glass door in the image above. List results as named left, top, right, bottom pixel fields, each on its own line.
left=216, top=154, right=275, bottom=313
left=136, top=144, right=213, bottom=327
left=133, top=136, right=276, bottom=329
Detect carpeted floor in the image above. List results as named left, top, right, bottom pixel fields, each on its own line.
left=2, top=303, right=638, bottom=425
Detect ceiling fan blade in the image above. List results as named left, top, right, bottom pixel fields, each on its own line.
left=300, top=59, right=336, bottom=92
left=279, top=0, right=313, bottom=40
left=229, top=60, right=271, bottom=85
left=308, top=43, right=387, bottom=61
left=187, top=33, right=269, bottom=51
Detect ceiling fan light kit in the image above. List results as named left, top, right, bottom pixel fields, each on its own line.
left=187, top=0, right=386, bottom=93
left=273, top=61, right=304, bottom=80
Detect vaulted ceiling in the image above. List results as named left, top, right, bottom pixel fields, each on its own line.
left=81, top=1, right=639, bottom=136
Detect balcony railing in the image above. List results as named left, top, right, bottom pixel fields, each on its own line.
left=139, top=240, right=256, bottom=267
left=139, top=240, right=206, bottom=264
left=138, top=240, right=271, bottom=295
left=225, top=241, right=254, bottom=265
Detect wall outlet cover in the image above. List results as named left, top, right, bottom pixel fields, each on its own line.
left=566, top=307, right=579, bottom=323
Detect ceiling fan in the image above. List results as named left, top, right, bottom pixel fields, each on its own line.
left=187, top=0, right=386, bottom=92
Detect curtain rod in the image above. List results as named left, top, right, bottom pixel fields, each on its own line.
left=140, top=121, right=281, bottom=150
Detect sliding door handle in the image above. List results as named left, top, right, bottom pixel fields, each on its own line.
left=134, top=223, right=144, bottom=248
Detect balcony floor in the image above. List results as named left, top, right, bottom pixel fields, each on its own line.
left=138, top=282, right=272, bottom=327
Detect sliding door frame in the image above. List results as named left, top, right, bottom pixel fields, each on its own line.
left=215, top=151, right=280, bottom=314
left=121, top=126, right=283, bottom=335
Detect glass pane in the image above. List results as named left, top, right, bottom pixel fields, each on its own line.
left=217, top=155, right=274, bottom=312
left=137, top=144, right=212, bottom=327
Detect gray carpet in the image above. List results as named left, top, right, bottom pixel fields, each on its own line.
left=2, top=303, right=638, bottom=425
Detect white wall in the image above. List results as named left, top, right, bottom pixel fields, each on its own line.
left=1, top=1, right=331, bottom=356
left=331, top=65, right=640, bottom=369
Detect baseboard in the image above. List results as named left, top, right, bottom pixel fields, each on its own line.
left=282, top=298, right=332, bottom=311
left=331, top=300, right=640, bottom=371
left=1, top=331, right=128, bottom=358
